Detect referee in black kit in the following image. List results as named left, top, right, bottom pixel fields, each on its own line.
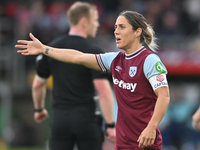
left=32, top=1, right=116, bottom=150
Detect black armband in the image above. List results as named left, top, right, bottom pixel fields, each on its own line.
left=34, top=108, right=44, bottom=112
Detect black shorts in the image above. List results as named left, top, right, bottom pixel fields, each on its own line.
left=49, top=104, right=104, bottom=150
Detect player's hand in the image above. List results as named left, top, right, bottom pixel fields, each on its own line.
left=15, top=33, right=44, bottom=55
left=34, top=109, right=49, bottom=123
left=192, top=108, right=200, bottom=131
left=137, top=126, right=156, bottom=148
left=106, top=128, right=116, bottom=143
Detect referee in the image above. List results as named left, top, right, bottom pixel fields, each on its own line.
left=32, top=2, right=116, bottom=150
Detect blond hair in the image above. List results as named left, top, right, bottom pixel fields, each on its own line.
left=67, top=1, right=96, bottom=27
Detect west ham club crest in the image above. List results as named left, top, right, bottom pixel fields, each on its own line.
left=129, top=67, right=137, bottom=77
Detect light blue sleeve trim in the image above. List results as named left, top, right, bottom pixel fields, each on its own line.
left=100, top=52, right=120, bottom=71
left=143, top=54, right=168, bottom=79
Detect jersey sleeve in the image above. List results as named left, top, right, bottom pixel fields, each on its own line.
left=35, top=54, right=51, bottom=79
left=95, top=52, right=120, bottom=73
left=143, top=54, right=168, bottom=79
left=89, top=44, right=112, bottom=80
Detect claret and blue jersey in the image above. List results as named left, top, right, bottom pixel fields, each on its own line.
left=96, top=46, right=168, bottom=149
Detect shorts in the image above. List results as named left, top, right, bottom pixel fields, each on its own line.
left=49, top=105, right=104, bottom=150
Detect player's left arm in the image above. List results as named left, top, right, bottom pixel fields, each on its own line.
left=147, top=55, right=170, bottom=130
left=138, top=86, right=170, bottom=148
left=147, top=73, right=170, bottom=130
left=149, top=86, right=170, bottom=127
left=138, top=54, right=170, bottom=148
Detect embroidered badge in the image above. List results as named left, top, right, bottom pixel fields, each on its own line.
left=129, top=67, right=137, bottom=77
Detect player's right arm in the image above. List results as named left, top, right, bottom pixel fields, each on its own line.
left=16, top=33, right=100, bottom=71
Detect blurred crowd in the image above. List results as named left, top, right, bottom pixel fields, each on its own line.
left=1, top=0, right=200, bottom=46
left=1, top=0, right=200, bottom=69
left=1, top=0, right=200, bottom=150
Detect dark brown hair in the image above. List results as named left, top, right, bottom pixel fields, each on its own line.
left=119, top=10, right=158, bottom=52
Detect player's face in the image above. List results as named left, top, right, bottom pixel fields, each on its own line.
left=114, top=16, right=138, bottom=53
left=87, top=9, right=99, bottom=38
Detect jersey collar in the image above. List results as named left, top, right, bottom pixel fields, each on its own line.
left=125, top=46, right=146, bottom=59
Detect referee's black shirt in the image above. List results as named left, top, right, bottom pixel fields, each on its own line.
left=35, top=35, right=108, bottom=108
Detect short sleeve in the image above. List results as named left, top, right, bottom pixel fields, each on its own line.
left=143, top=54, right=167, bottom=79
left=96, top=52, right=120, bottom=73
left=35, top=54, right=51, bottom=79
